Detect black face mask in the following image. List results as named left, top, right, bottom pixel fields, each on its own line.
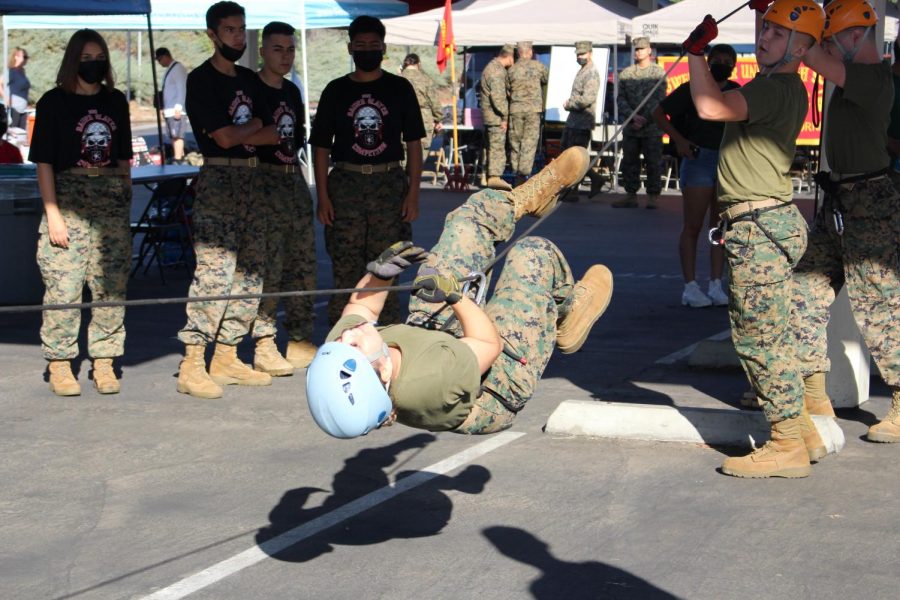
left=709, top=63, right=734, bottom=82
left=353, top=50, right=384, bottom=73
left=216, top=37, right=246, bottom=62
left=576, top=58, right=588, bottom=66
left=78, top=60, right=109, bottom=85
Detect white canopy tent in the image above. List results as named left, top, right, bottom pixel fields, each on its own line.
left=382, top=0, right=643, bottom=46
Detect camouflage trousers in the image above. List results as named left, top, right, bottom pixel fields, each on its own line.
left=178, top=165, right=267, bottom=346
left=325, top=167, right=411, bottom=326
left=508, top=113, right=541, bottom=176
left=621, top=134, right=663, bottom=195
left=484, top=124, right=508, bottom=178
left=724, top=203, right=808, bottom=422
left=790, top=177, right=900, bottom=388
left=252, top=169, right=316, bottom=342
left=37, top=173, right=131, bottom=360
left=407, top=189, right=575, bottom=434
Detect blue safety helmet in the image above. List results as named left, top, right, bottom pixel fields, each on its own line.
left=306, top=342, right=392, bottom=439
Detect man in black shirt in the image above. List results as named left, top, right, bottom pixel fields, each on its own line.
left=310, top=15, right=426, bottom=326
left=250, top=21, right=319, bottom=376
left=177, top=1, right=280, bottom=399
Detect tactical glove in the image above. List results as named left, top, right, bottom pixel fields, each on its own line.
left=683, top=15, right=718, bottom=56
left=414, top=267, right=462, bottom=305
left=366, top=241, right=429, bottom=279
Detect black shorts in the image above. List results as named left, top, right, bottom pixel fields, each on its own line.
left=165, top=116, right=185, bottom=140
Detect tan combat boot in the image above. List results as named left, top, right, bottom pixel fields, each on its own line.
left=866, top=390, right=900, bottom=443
left=803, top=372, right=835, bottom=417
left=253, top=337, right=294, bottom=377
left=286, top=339, right=318, bottom=369
left=507, top=147, right=589, bottom=220
left=209, top=343, right=272, bottom=386
left=48, top=360, right=81, bottom=397
left=799, top=404, right=827, bottom=461
left=486, top=176, right=512, bottom=191
left=721, top=416, right=811, bottom=478
left=611, top=193, right=638, bottom=208
left=92, top=358, right=120, bottom=394
left=646, top=194, right=659, bottom=210
left=557, top=265, right=614, bottom=354
left=176, top=344, right=223, bottom=399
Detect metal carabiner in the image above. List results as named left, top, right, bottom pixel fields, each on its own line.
left=460, top=271, right=488, bottom=306
left=832, top=209, right=845, bottom=236
left=708, top=219, right=727, bottom=246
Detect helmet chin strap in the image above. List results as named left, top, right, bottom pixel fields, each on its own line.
left=759, top=28, right=798, bottom=76
left=831, top=26, right=871, bottom=62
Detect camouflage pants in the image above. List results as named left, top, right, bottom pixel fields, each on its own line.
left=484, top=124, right=508, bottom=177
left=325, top=167, right=410, bottom=326
left=253, top=170, right=316, bottom=342
left=178, top=165, right=267, bottom=346
left=37, top=173, right=131, bottom=360
left=508, top=113, right=541, bottom=176
left=725, top=203, right=808, bottom=422
left=790, top=177, right=900, bottom=388
left=407, top=189, right=575, bottom=434
left=621, top=134, right=663, bottom=195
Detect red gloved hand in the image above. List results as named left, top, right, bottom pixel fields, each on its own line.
left=683, top=15, right=718, bottom=56
left=749, top=0, right=773, bottom=12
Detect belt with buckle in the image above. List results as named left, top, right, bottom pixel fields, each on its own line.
left=204, top=156, right=259, bottom=168
left=828, top=167, right=890, bottom=185
left=334, top=161, right=401, bottom=175
left=259, top=163, right=300, bottom=174
left=718, top=198, right=786, bottom=222
left=65, top=165, right=130, bottom=177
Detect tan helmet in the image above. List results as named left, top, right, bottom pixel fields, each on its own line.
left=763, top=0, right=827, bottom=43
left=823, top=0, right=878, bottom=39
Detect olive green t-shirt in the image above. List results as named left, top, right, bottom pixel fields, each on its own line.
left=825, top=62, right=892, bottom=174
left=326, top=315, right=481, bottom=431
left=717, top=73, right=807, bottom=206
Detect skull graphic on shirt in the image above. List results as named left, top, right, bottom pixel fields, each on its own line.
left=353, top=105, right=383, bottom=149
left=81, top=120, right=112, bottom=165
left=233, top=103, right=252, bottom=125
left=276, top=113, right=296, bottom=155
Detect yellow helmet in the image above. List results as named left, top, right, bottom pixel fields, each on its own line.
left=823, top=0, right=878, bottom=39
left=763, top=0, right=827, bottom=43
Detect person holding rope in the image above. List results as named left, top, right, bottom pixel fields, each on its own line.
left=788, top=0, right=900, bottom=443
left=29, top=29, right=133, bottom=396
left=305, top=147, right=614, bottom=437
left=685, top=0, right=826, bottom=478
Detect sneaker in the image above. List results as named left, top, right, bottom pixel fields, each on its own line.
left=682, top=281, right=712, bottom=308
left=557, top=265, right=614, bottom=354
left=507, top=147, right=590, bottom=219
left=707, top=279, right=729, bottom=306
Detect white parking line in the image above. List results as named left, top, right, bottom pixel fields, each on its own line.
left=654, top=328, right=732, bottom=365
left=140, top=431, right=526, bottom=600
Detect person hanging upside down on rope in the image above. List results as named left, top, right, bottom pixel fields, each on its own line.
left=305, top=146, right=614, bottom=438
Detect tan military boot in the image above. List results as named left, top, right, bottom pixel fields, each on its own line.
left=177, top=345, right=223, bottom=399
left=486, top=176, right=512, bottom=191
left=253, top=337, right=294, bottom=377
left=286, top=339, right=318, bottom=369
left=646, top=194, right=659, bottom=210
left=721, top=416, right=811, bottom=478
left=48, top=360, right=81, bottom=397
left=611, top=193, right=638, bottom=208
left=803, top=372, right=835, bottom=417
left=92, top=358, right=120, bottom=394
left=507, top=147, right=589, bottom=220
left=866, top=390, right=900, bottom=443
left=557, top=265, right=614, bottom=354
left=799, top=404, right=827, bottom=461
left=209, top=343, right=272, bottom=386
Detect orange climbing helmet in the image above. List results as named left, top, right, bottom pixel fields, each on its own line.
left=823, top=0, right=878, bottom=40
left=763, top=0, right=827, bottom=43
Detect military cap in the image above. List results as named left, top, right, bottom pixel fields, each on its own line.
left=516, top=41, right=533, bottom=52
left=575, top=40, right=592, bottom=54
left=500, top=43, right=515, bottom=55
left=632, top=36, right=651, bottom=49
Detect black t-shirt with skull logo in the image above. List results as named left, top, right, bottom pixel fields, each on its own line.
left=186, top=60, right=268, bottom=159
left=255, top=76, right=305, bottom=166
left=309, top=72, right=425, bottom=164
left=29, top=86, right=132, bottom=172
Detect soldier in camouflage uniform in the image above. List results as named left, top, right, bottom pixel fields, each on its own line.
left=507, top=41, right=549, bottom=184
left=401, top=54, right=444, bottom=152
left=561, top=40, right=605, bottom=201
left=613, top=37, right=666, bottom=209
left=789, top=0, right=900, bottom=443
left=480, top=44, right=515, bottom=191
left=311, top=147, right=614, bottom=437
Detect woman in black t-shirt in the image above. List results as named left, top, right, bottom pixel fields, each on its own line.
left=29, top=29, right=133, bottom=397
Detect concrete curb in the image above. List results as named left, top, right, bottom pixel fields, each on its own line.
left=545, top=400, right=845, bottom=453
